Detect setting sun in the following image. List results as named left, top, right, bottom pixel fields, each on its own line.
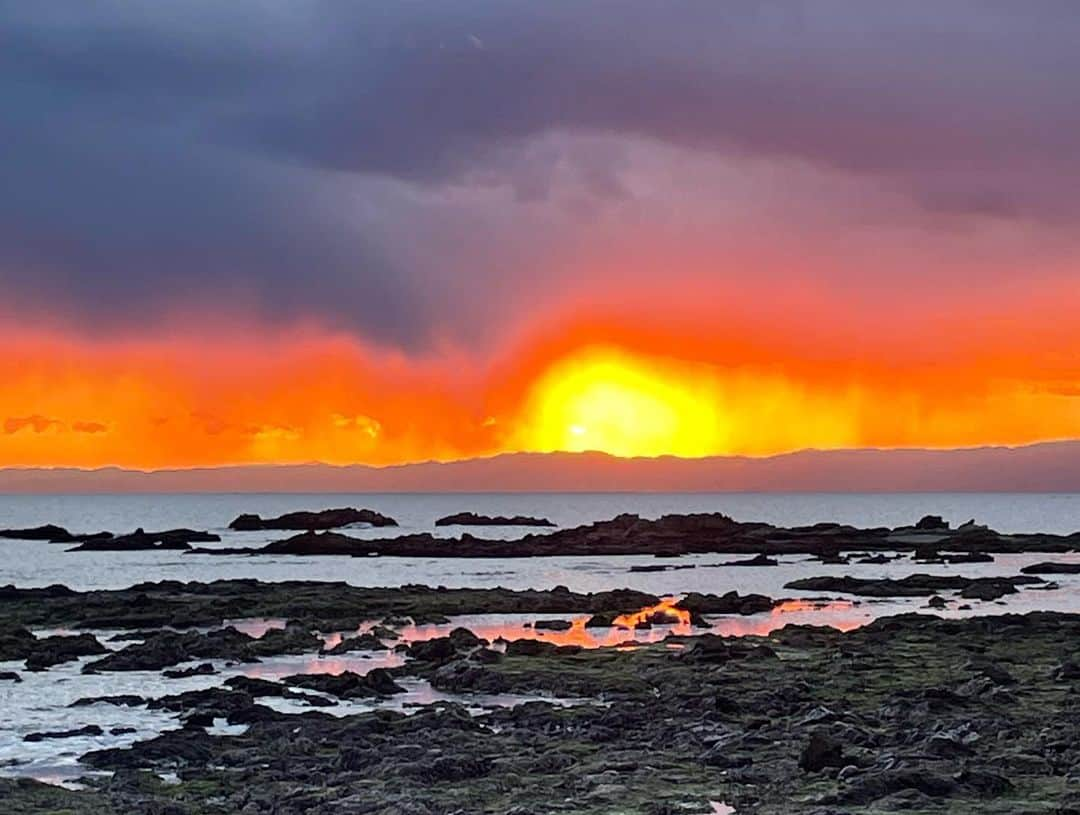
left=515, top=347, right=727, bottom=457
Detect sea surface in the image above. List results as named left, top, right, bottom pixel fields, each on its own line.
left=2, top=492, right=1080, bottom=783
left=2, top=491, right=1080, bottom=591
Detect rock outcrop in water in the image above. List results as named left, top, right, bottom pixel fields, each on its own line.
left=0, top=524, right=112, bottom=543
left=434, top=512, right=555, bottom=527
left=228, top=507, right=398, bottom=531
left=785, top=573, right=1043, bottom=600
left=0, top=625, right=107, bottom=671
left=189, top=511, right=1080, bottom=559
left=67, top=528, right=220, bottom=552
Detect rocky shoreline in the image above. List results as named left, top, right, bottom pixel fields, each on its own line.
left=2, top=600, right=1079, bottom=814
left=2, top=512, right=1080, bottom=813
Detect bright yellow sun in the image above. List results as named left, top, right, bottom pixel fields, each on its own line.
left=517, top=346, right=726, bottom=457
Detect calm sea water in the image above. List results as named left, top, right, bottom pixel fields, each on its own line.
left=1, top=492, right=1079, bottom=591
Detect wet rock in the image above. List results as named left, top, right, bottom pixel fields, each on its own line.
left=676, top=591, right=776, bottom=615
left=800, top=731, right=845, bottom=772
left=0, top=625, right=36, bottom=660
left=284, top=668, right=405, bottom=698
left=224, top=676, right=338, bottom=707
left=786, top=573, right=1039, bottom=598
left=927, top=595, right=947, bottom=609
left=914, top=515, right=950, bottom=531
left=1055, top=660, right=1080, bottom=680
left=162, top=662, right=218, bottom=679
left=0, top=524, right=75, bottom=541
left=323, top=632, right=387, bottom=654
left=407, top=636, right=460, bottom=663
left=109, top=727, right=137, bottom=736
left=246, top=622, right=323, bottom=657
left=721, top=552, right=779, bottom=567
left=533, top=619, right=573, bottom=631
left=838, top=768, right=959, bottom=804
left=958, top=579, right=1019, bottom=601
left=70, top=694, right=146, bottom=708
left=24, top=632, right=108, bottom=670
left=229, top=507, right=398, bottom=531
left=1021, top=561, right=1080, bottom=575
left=25, top=724, right=104, bottom=742
left=505, top=639, right=581, bottom=657
left=0, top=670, right=21, bottom=682
left=83, top=627, right=253, bottom=672
left=434, top=512, right=554, bottom=527
left=584, top=611, right=621, bottom=627
left=68, top=527, right=219, bottom=552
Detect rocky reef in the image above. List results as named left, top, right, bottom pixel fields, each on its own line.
left=3, top=609, right=1079, bottom=814
left=192, top=511, right=1080, bottom=558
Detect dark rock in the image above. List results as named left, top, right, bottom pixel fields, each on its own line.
left=720, top=552, right=779, bottom=567
left=284, top=669, right=405, bottom=698
left=24, top=632, right=108, bottom=670
left=786, top=573, right=1037, bottom=599
left=70, top=695, right=145, bottom=708
left=322, top=632, right=387, bottom=654
left=1021, top=561, right=1080, bottom=575
left=435, top=512, right=554, bottom=527
left=0, top=671, right=21, bottom=682
left=229, top=507, right=397, bottom=531
left=799, top=730, right=845, bottom=772
left=162, top=662, right=218, bottom=679
left=958, top=579, right=1019, bottom=601
left=0, top=524, right=74, bottom=541
left=533, top=619, right=573, bottom=631
left=68, top=527, right=219, bottom=552
left=676, top=591, right=776, bottom=615
left=25, top=724, right=103, bottom=742
left=914, top=515, right=950, bottom=531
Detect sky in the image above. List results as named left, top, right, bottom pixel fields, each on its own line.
left=2, top=2, right=1080, bottom=469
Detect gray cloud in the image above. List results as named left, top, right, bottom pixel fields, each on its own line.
left=2, top=1, right=1078, bottom=347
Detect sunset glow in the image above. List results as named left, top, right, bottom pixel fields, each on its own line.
left=3, top=3, right=1080, bottom=472
left=2, top=320, right=1080, bottom=470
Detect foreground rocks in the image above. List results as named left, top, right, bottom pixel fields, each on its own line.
left=5, top=610, right=1080, bottom=814
left=228, top=507, right=397, bottom=531
left=0, top=580, right=661, bottom=631
left=83, top=623, right=323, bottom=672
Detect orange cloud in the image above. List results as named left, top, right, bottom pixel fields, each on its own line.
left=4, top=415, right=63, bottom=435
left=2, top=283, right=1080, bottom=471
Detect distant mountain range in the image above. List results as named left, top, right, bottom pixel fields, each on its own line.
left=3, top=442, right=1080, bottom=492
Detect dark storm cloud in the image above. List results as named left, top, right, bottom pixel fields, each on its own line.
left=2, top=1, right=1078, bottom=345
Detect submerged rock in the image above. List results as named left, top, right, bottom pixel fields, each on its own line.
left=24, top=725, right=103, bottom=742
